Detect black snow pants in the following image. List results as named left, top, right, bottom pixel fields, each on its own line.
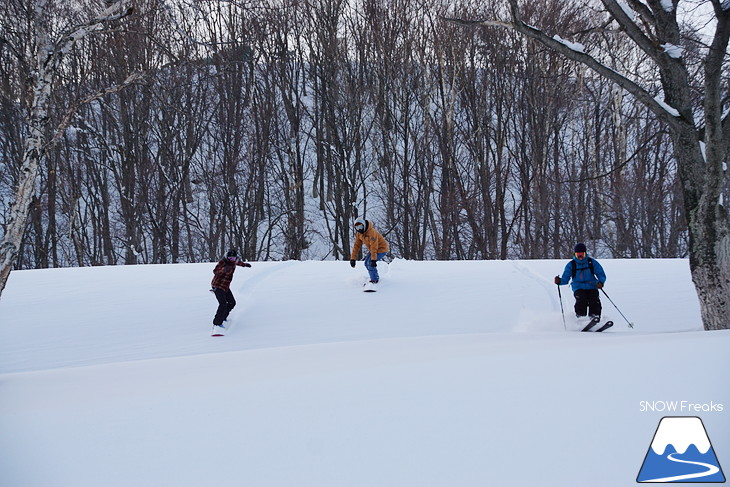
left=213, top=288, right=236, bottom=325
left=574, top=289, right=601, bottom=318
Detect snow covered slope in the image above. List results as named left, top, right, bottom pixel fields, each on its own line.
left=0, top=259, right=728, bottom=487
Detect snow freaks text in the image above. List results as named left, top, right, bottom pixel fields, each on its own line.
left=639, top=401, right=724, bottom=413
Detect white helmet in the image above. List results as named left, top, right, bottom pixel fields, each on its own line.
left=354, top=217, right=367, bottom=233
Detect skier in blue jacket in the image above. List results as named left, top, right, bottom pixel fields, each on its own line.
left=554, top=242, right=607, bottom=319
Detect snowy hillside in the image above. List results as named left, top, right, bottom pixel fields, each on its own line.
left=1, top=259, right=728, bottom=487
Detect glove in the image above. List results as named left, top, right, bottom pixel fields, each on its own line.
left=350, top=260, right=356, bottom=268
left=554, top=276, right=561, bottom=285
left=371, top=260, right=377, bottom=268
left=596, top=281, right=604, bottom=289
left=243, top=262, right=252, bottom=268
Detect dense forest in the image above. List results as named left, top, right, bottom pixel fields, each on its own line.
left=0, top=0, right=722, bottom=270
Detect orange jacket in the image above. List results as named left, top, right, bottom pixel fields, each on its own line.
left=350, top=220, right=389, bottom=260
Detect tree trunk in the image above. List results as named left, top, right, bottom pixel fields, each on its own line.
left=677, top=134, right=730, bottom=331
left=448, top=0, right=730, bottom=329
left=690, top=232, right=730, bottom=331
left=0, top=0, right=135, bottom=299
left=0, top=54, right=51, bottom=296
left=0, top=159, right=42, bottom=295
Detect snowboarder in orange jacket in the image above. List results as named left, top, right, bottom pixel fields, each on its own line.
left=350, top=217, right=389, bottom=283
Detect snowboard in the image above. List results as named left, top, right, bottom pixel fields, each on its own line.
left=363, top=281, right=377, bottom=292
left=211, top=324, right=225, bottom=337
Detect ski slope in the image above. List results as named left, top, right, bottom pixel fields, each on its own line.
left=0, top=258, right=728, bottom=486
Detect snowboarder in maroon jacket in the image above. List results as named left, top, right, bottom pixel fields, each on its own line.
left=211, top=249, right=251, bottom=329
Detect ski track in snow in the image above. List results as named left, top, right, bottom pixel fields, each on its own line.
left=226, top=260, right=300, bottom=333
left=510, top=261, right=559, bottom=313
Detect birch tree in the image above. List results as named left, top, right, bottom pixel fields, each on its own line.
left=0, top=0, right=138, bottom=298
left=449, top=0, right=729, bottom=330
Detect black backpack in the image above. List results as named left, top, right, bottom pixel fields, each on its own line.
left=571, top=257, right=595, bottom=279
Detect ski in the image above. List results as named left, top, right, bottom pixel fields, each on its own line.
left=581, top=316, right=601, bottom=332
left=580, top=320, right=614, bottom=333
left=211, top=324, right=225, bottom=337
left=594, top=321, right=613, bottom=332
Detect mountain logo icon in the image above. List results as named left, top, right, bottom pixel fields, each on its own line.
left=637, top=416, right=725, bottom=483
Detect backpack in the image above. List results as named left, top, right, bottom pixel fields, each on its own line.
left=571, top=257, right=595, bottom=279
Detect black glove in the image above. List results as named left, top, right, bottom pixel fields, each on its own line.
left=596, top=281, right=604, bottom=289
left=350, top=260, right=356, bottom=268
left=554, top=276, right=561, bottom=285
left=371, top=260, right=377, bottom=268
left=243, top=262, right=252, bottom=268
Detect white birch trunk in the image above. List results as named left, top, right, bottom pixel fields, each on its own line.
left=0, top=10, right=56, bottom=296
left=0, top=0, right=135, bottom=299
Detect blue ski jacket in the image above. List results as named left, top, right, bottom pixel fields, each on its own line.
left=558, top=255, right=606, bottom=292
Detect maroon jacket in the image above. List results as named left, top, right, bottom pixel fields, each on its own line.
left=211, top=258, right=250, bottom=291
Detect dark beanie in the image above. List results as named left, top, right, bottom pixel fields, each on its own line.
left=226, top=249, right=237, bottom=257
left=574, top=242, right=587, bottom=253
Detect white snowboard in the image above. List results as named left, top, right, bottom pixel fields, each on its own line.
left=363, top=281, right=377, bottom=292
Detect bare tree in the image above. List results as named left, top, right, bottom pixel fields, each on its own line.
left=305, top=0, right=372, bottom=260
left=448, top=0, right=729, bottom=330
left=0, top=0, right=138, bottom=297
left=0, top=0, right=709, bottom=306
left=364, top=0, right=434, bottom=259
left=256, top=0, right=311, bottom=260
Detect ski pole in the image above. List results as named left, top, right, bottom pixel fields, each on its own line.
left=601, top=288, right=634, bottom=328
left=557, top=284, right=567, bottom=331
